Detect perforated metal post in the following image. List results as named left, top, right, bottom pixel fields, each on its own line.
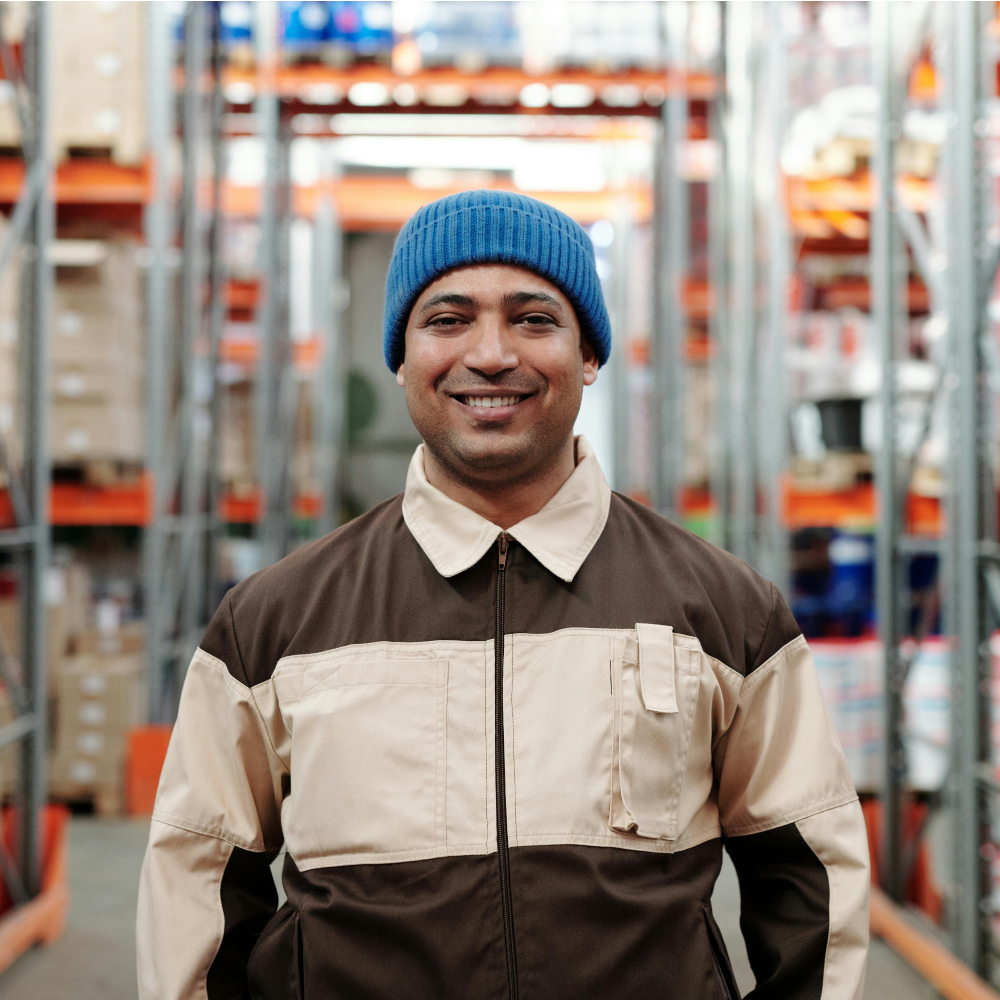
left=943, top=0, right=990, bottom=973
left=652, top=1, right=689, bottom=519
left=723, top=1, right=756, bottom=562
left=871, top=0, right=906, bottom=904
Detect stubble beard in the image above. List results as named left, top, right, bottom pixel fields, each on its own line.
left=409, top=383, right=581, bottom=492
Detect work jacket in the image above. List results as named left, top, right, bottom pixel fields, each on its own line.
left=137, top=437, right=870, bottom=1000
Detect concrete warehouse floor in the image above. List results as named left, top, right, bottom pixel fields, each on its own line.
left=0, top=818, right=944, bottom=999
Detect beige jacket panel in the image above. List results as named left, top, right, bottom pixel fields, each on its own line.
left=152, top=648, right=285, bottom=850
left=272, top=639, right=493, bottom=870
left=136, top=820, right=234, bottom=1000
left=797, top=800, right=871, bottom=1000
left=716, top=635, right=858, bottom=836
left=138, top=649, right=286, bottom=1000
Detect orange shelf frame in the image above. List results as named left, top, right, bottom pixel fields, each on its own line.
left=0, top=805, right=71, bottom=975
left=219, top=489, right=323, bottom=524
left=50, top=474, right=153, bottom=527
left=0, top=157, right=151, bottom=205
left=221, top=174, right=653, bottom=229
left=223, top=62, right=719, bottom=102
left=782, top=480, right=944, bottom=535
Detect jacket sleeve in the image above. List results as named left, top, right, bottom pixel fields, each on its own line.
left=715, top=589, right=870, bottom=1000
left=137, top=591, right=287, bottom=1000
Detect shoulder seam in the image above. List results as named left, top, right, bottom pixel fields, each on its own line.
left=150, top=812, right=265, bottom=852
left=226, top=589, right=251, bottom=686
left=739, top=634, right=809, bottom=693
left=192, top=647, right=252, bottom=695
left=722, top=791, right=859, bottom=838
left=749, top=582, right=778, bottom=673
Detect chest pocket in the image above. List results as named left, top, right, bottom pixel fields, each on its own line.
left=284, top=658, right=448, bottom=862
left=610, top=624, right=701, bottom=841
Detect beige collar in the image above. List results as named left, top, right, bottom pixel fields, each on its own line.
left=401, top=436, right=611, bottom=582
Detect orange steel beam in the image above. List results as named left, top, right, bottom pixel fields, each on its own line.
left=222, top=176, right=653, bottom=228
left=222, top=62, right=719, bottom=101
left=0, top=157, right=151, bottom=204
left=870, top=886, right=1000, bottom=1000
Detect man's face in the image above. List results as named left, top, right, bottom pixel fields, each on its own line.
left=397, top=264, right=599, bottom=486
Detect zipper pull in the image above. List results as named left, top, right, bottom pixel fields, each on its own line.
left=498, top=533, right=508, bottom=571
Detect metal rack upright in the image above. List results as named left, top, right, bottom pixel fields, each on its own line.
left=145, top=1, right=225, bottom=720
left=0, top=0, right=52, bottom=903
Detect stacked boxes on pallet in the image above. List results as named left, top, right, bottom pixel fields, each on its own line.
left=49, top=649, right=144, bottom=813
left=0, top=1, right=145, bottom=163
left=50, top=240, right=144, bottom=464
left=47, top=564, right=145, bottom=812
left=50, top=0, right=146, bottom=165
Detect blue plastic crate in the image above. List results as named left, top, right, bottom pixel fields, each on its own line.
left=281, top=0, right=332, bottom=48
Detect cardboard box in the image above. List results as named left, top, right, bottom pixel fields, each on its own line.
left=50, top=400, right=144, bottom=463
left=72, top=620, right=144, bottom=658
left=49, top=239, right=144, bottom=463
left=0, top=599, right=68, bottom=686
left=52, top=361, right=123, bottom=404
left=51, top=1, right=146, bottom=164
left=49, top=653, right=144, bottom=794
left=52, top=242, right=143, bottom=366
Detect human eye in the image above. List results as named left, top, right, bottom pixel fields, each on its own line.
left=520, top=312, right=557, bottom=326
left=426, top=313, right=466, bottom=329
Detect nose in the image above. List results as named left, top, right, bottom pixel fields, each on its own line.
left=462, top=312, right=519, bottom=377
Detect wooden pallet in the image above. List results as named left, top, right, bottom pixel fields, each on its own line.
left=48, top=784, right=124, bottom=817
left=52, top=459, right=145, bottom=489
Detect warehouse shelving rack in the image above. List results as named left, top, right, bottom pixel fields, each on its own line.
left=704, top=0, right=1000, bottom=986
left=195, top=3, right=697, bottom=552
left=0, top=0, right=70, bottom=966
left=939, top=2, right=998, bottom=974
left=144, top=1, right=228, bottom=721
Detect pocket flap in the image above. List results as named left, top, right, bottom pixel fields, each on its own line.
left=636, top=623, right=677, bottom=714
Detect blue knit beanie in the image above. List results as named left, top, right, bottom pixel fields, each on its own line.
left=383, top=190, right=611, bottom=372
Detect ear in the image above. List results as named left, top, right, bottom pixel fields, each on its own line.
left=580, top=338, right=599, bottom=387
left=395, top=362, right=405, bottom=387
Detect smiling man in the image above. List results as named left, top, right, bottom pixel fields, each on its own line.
left=138, top=190, right=870, bottom=1000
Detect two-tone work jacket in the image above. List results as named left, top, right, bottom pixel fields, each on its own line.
left=137, top=436, right=870, bottom=1000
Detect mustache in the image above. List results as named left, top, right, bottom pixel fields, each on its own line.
left=438, top=373, right=543, bottom=396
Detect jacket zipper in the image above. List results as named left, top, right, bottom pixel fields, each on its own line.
left=494, top=533, right=519, bottom=1000
left=709, top=946, right=734, bottom=1000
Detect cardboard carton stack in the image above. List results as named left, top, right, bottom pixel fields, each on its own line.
left=48, top=565, right=146, bottom=812
left=51, top=239, right=144, bottom=464
left=0, top=561, right=149, bottom=814
left=0, top=2, right=145, bottom=164
left=48, top=649, right=144, bottom=814
left=50, top=1, right=146, bottom=165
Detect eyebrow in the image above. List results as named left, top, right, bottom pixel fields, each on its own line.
left=417, top=288, right=564, bottom=316
left=501, top=290, right=563, bottom=311
left=418, top=292, right=476, bottom=313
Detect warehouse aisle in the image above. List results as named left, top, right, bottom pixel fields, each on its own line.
left=1, top=818, right=149, bottom=1000
left=0, top=818, right=946, bottom=999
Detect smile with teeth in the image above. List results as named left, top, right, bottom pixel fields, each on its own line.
left=461, top=395, right=523, bottom=408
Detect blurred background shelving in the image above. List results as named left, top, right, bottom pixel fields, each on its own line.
left=3, top=1, right=1000, bottom=996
